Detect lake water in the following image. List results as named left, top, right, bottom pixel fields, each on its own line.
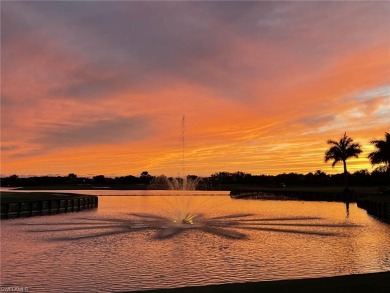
left=1, top=190, right=390, bottom=292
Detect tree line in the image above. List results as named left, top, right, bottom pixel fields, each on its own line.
left=1, top=169, right=388, bottom=190
left=1, top=132, right=388, bottom=189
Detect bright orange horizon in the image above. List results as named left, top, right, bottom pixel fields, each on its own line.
left=1, top=1, right=389, bottom=178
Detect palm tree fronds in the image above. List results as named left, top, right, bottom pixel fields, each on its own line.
left=324, top=132, right=362, bottom=188
left=368, top=132, right=390, bottom=170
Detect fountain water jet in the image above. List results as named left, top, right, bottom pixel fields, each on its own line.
left=148, top=115, right=204, bottom=226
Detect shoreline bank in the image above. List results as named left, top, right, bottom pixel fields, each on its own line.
left=230, top=188, right=390, bottom=222
left=125, top=271, right=390, bottom=293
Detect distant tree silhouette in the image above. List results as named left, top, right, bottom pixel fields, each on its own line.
left=93, top=175, right=106, bottom=184
left=368, top=132, right=390, bottom=173
left=67, top=173, right=77, bottom=184
left=324, top=132, right=362, bottom=188
left=141, top=171, right=150, bottom=177
left=140, top=171, right=153, bottom=185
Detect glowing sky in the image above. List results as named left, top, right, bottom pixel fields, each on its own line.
left=1, top=1, right=389, bottom=177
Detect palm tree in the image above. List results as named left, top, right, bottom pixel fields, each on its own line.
left=368, top=132, right=390, bottom=172
left=324, top=132, right=362, bottom=188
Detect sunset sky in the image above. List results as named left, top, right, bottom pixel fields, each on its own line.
left=1, top=1, right=389, bottom=178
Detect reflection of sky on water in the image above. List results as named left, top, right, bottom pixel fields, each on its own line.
left=3, top=196, right=389, bottom=293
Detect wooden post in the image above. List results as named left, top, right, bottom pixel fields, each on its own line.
left=18, top=202, right=22, bottom=217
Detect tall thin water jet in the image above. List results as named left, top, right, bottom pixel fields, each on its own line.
left=181, top=114, right=185, bottom=190
left=149, top=115, right=203, bottom=191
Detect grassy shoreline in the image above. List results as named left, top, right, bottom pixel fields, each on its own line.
left=2, top=185, right=389, bottom=203
left=229, top=185, right=390, bottom=205
left=125, top=271, right=390, bottom=293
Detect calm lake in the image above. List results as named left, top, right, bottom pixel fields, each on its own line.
left=1, top=190, right=390, bottom=292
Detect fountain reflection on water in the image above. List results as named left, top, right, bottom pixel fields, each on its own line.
left=24, top=211, right=360, bottom=241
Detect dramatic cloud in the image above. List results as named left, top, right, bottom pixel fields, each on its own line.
left=1, top=1, right=389, bottom=176
left=33, top=116, right=152, bottom=149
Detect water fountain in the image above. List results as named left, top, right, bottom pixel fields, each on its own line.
left=148, top=115, right=204, bottom=226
